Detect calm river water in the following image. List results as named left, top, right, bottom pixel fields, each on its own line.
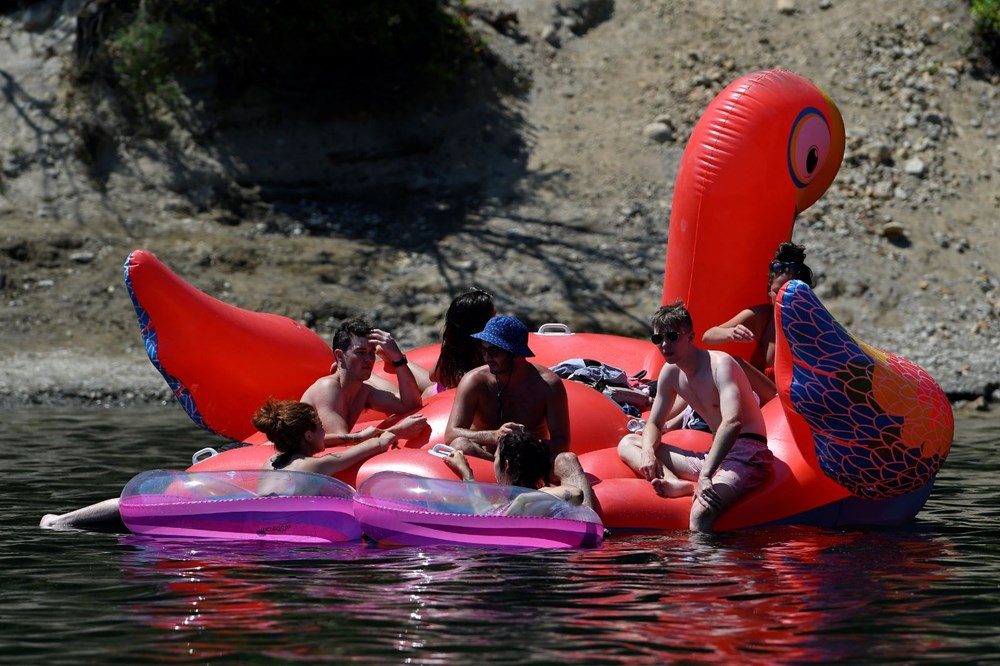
left=2, top=404, right=997, bottom=664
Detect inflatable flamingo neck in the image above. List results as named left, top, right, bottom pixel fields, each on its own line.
left=662, top=69, right=845, bottom=354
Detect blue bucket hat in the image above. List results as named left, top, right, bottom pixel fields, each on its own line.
left=471, top=315, right=534, bottom=358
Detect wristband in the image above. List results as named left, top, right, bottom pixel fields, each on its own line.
left=391, top=355, right=408, bottom=368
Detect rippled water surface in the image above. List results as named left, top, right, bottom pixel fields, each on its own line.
left=2, top=405, right=998, bottom=664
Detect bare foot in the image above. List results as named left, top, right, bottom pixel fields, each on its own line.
left=39, top=514, right=60, bottom=528
left=651, top=477, right=694, bottom=498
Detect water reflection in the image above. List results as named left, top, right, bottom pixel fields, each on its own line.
left=108, top=525, right=963, bottom=664
left=4, top=405, right=999, bottom=664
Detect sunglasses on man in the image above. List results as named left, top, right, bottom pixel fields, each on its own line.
left=650, top=330, right=681, bottom=344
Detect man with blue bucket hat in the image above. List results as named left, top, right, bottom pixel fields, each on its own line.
left=444, top=315, right=595, bottom=509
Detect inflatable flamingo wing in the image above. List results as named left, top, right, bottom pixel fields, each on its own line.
left=773, top=279, right=953, bottom=500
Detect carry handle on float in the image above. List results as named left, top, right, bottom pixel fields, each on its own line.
left=192, top=447, right=219, bottom=466
left=428, top=443, right=456, bottom=458
left=536, top=323, right=573, bottom=336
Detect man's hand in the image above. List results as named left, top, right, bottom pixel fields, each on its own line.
left=695, top=476, right=721, bottom=510
left=389, top=414, right=429, bottom=439
left=638, top=445, right=661, bottom=481
left=368, top=328, right=405, bottom=364
left=495, top=422, right=526, bottom=444
left=376, top=431, right=398, bottom=452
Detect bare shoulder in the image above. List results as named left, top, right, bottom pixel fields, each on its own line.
left=301, top=374, right=337, bottom=401
left=535, top=363, right=565, bottom=389
left=461, top=365, right=492, bottom=385
left=707, top=350, right=741, bottom=374
left=657, top=361, right=681, bottom=384
left=455, top=365, right=492, bottom=394
left=707, top=350, right=748, bottom=386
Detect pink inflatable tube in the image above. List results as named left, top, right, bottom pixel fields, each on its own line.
left=353, top=471, right=604, bottom=549
left=119, top=469, right=362, bottom=543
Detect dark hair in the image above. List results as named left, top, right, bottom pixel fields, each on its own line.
left=768, top=242, right=814, bottom=287
left=650, top=300, right=693, bottom=335
left=431, top=289, right=495, bottom=389
left=252, top=398, right=321, bottom=467
left=331, top=317, right=373, bottom=353
left=497, top=431, right=551, bottom=488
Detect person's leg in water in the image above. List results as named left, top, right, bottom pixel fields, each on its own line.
left=40, top=498, right=123, bottom=530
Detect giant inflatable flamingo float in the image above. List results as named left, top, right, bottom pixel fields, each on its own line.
left=124, top=70, right=953, bottom=533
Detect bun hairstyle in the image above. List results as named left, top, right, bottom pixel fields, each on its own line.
left=769, top=241, right=815, bottom=288
left=496, top=430, right=551, bottom=488
left=252, top=398, right=320, bottom=456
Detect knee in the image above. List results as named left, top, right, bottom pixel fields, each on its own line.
left=450, top=438, right=475, bottom=453
left=617, top=433, right=640, bottom=457
left=553, top=451, right=581, bottom=475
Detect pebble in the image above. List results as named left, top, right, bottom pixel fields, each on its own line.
left=642, top=122, right=674, bottom=143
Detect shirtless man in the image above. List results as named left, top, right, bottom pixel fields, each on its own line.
left=301, top=317, right=428, bottom=445
left=617, top=301, right=773, bottom=532
left=444, top=315, right=595, bottom=510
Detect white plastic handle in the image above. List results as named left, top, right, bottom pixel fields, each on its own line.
left=536, top=323, right=573, bottom=335
left=428, top=443, right=456, bottom=458
left=191, top=447, right=219, bottom=465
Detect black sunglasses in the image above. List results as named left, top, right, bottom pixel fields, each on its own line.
left=770, top=260, right=803, bottom=275
left=650, top=330, right=680, bottom=344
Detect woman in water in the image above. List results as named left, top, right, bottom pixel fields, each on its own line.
left=254, top=398, right=396, bottom=474
left=40, top=400, right=395, bottom=530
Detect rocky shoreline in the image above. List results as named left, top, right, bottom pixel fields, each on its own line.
left=1, top=1, right=998, bottom=415
left=1, top=342, right=996, bottom=414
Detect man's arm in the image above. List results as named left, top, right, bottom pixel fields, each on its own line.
left=699, top=355, right=744, bottom=482
left=543, top=375, right=570, bottom=455
left=637, top=366, right=676, bottom=480
left=365, top=329, right=423, bottom=414
left=444, top=373, right=499, bottom=446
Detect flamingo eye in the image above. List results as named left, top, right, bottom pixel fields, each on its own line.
left=787, top=107, right=831, bottom=188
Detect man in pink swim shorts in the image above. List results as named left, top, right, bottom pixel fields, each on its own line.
left=617, top=301, right=773, bottom=532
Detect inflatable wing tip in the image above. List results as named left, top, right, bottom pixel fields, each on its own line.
left=775, top=280, right=952, bottom=500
